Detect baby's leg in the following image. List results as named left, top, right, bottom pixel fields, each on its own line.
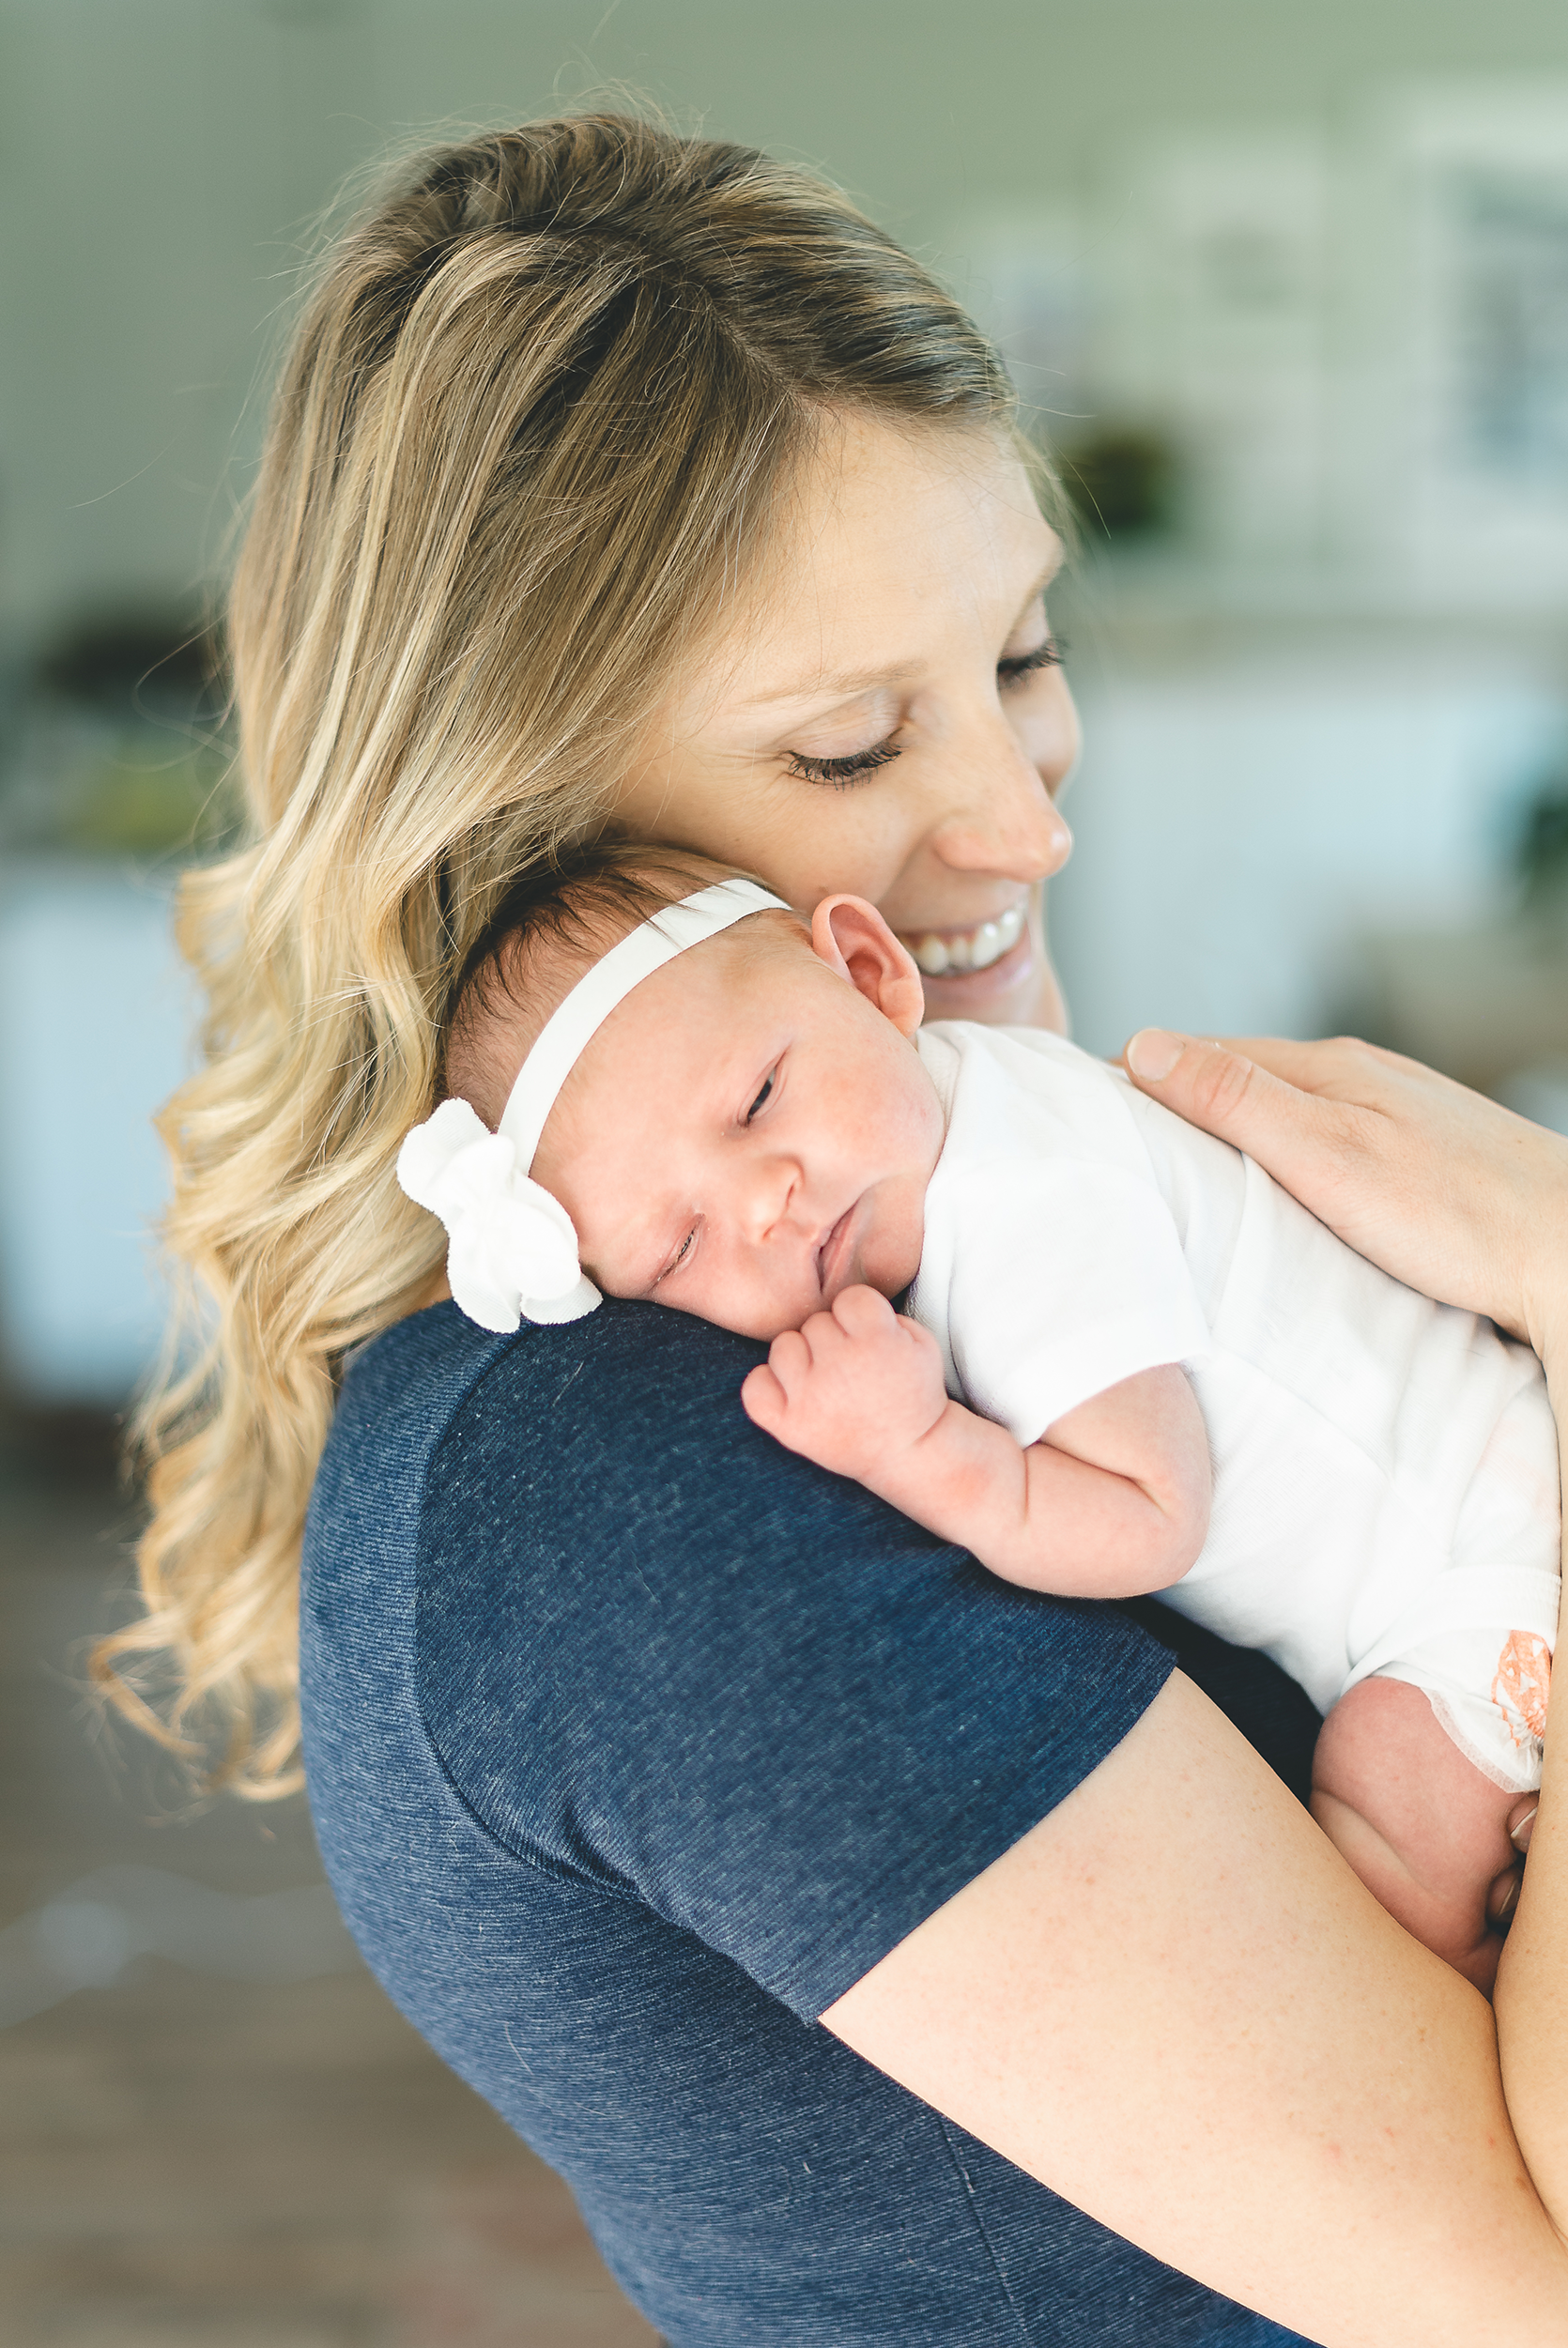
left=1311, top=1676, right=1527, bottom=1997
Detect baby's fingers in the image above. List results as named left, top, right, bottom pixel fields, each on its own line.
left=831, top=1284, right=899, bottom=1338
left=895, top=1311, right=944, bottom=1362
left=1508, top=1796, right=1538, bottom=1855
left=766, top=1327, right=813, bottom=1388
left=740, top=1362, right=787, bottom=1433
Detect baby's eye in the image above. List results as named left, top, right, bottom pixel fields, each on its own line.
left=657, top=1228, right=696, bottom=1285
left=746, top=1071, right=776, bottom=1122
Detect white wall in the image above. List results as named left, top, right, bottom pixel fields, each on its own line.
left=9, top=0, right=1568, bottom=650
left=1053, top=652, right=1568, bottom=1056
left=0, top=866, right=190, bottom=1401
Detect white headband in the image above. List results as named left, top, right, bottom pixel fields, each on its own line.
left=396, top=878, right=792, bottom=1332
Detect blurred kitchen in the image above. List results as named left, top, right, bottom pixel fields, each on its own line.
left=5, top=1, right=1568, bottom=2340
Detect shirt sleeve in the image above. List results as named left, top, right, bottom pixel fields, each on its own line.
left=414, top=1302, right=1176, bottom=2022
left=931, top=1160, right=1213, bottom=1447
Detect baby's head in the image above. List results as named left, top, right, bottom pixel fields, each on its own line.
left=436, top=847, right=945, bottom=1339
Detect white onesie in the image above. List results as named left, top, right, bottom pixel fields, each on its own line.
left=907, top=1022, right=1560, bottom=1790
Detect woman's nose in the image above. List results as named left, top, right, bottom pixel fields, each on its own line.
left=929, top=722, right=1075, bottom=883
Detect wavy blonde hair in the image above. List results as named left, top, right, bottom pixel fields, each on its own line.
left=99, top=113, right=1022, bottom=1793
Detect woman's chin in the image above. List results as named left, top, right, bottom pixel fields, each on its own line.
left=918, top=935, right=1065, bottom=1031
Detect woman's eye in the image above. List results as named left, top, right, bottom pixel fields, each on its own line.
left=998, top=637, right=1066, bottom=689
left=783, top=737, right=903, bottom=787
left=746, top=1071, right=776, bottom=1122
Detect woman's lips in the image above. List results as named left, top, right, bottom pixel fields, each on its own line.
left=899, top=901, right=1027, bottom=977
left=899, top=905, right=1037, bottom=1014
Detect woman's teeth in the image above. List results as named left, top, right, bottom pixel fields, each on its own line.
left=907, top=903, right=1026, bottom=977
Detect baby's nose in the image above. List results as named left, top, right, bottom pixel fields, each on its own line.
left=739, top=1153, right=804, bottom=1242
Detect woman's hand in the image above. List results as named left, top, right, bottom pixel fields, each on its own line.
left=1122, top=1029, right=1568, bottom=1364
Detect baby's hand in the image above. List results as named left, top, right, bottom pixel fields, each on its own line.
left=741, top=1285, right=949, bottom=1481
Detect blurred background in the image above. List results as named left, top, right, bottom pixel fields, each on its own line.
left=6, top=2, right=1568, bottom=2340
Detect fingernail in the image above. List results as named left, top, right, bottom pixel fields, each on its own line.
left=1493, top=1875, right=1521, bottom=1926
left=1127, top=1028, right=1186, bottom=1082
left=1511, top=1803, right=1539, bottom=1853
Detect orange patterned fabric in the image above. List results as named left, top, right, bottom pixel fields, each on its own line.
left=1492, top=1631, right=1553, bottom=1744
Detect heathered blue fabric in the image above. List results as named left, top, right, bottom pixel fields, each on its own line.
left=300, top=1298, right=1317, bottom=2346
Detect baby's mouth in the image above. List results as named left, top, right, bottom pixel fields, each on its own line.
left=898, top=901, right=1027, bottom=977
left=815, top=1205, right=857, bottom=1297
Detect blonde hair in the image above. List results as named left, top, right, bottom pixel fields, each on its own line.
left=101, top=113, right=1025, bottom=1794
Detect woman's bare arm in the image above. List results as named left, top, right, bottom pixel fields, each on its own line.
left=1120, top=1027, right=1568, bottom=2207
left=822, top=1036, right=1568, bottom=2346
left=822, top=1667, right=1568, bottom=2346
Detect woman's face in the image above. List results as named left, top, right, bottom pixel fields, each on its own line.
left=615, top=411, right=1080, bottom=1029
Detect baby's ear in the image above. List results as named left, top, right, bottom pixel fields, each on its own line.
left=810, top=897, right=925, bottom=1037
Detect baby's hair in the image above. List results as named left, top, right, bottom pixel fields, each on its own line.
left=442, top=841, right=776, bottom=1128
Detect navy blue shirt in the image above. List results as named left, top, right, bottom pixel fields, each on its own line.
left=301, top=1299, right=1318, bottom=2345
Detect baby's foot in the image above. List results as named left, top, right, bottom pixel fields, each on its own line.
left=1311, top=1676, right=1532, bottom=1998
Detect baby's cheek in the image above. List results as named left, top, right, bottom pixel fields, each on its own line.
left=866, top=1212, right=925, bottom=1302
left=707, top=1268, right=810, bottom=1343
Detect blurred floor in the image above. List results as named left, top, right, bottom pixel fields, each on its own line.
left=0, top=1433, right=660, bottom=2347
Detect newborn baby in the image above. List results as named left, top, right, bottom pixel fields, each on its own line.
left=401, top=852, right=1560, bottom=1995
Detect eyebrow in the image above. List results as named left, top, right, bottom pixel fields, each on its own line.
left=734, top=559, right=1062, bottom=713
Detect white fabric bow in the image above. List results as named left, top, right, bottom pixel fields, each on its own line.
left=396, top=1098, right=601, bottom=1332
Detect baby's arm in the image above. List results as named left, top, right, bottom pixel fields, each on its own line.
left=740, top=1285, right=1211, bottom=1598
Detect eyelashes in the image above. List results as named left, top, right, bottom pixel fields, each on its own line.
left=998, top=636, right=1066, bottom=684
left=783, top=739, right=903, bottom=787
left=653, top=1066, right=778, bottom=1287
left=782, top=637, right=1066, bottom=788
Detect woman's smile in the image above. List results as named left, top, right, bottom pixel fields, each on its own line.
left=899, top=899, right=1029, bottom=979
left=895, top=896, right=1041, bottom=1021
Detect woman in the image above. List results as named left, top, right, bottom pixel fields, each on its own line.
left=111, top=118, right=1568, bottom=2343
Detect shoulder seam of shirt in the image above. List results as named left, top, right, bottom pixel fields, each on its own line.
left=413, top=1687, right=645, bottom=1906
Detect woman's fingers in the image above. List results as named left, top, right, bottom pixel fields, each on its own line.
left=1125, top=1031, right=1360, bottom=1165
left=1122, top=1028, right=1568, bottom=1349
left=1123, top=1030, right=1391, bottom=1268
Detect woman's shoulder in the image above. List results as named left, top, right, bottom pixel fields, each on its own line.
left=301, top=1297, right=1176, bottom=2015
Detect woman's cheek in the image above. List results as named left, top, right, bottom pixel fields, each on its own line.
left=793, top=797, right=915, bottom=913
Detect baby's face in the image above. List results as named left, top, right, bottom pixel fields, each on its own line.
left=532, top=905, right=945, bottom=1340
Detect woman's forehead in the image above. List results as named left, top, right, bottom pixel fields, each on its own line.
left=684, top=415, right=1058, bottom=723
